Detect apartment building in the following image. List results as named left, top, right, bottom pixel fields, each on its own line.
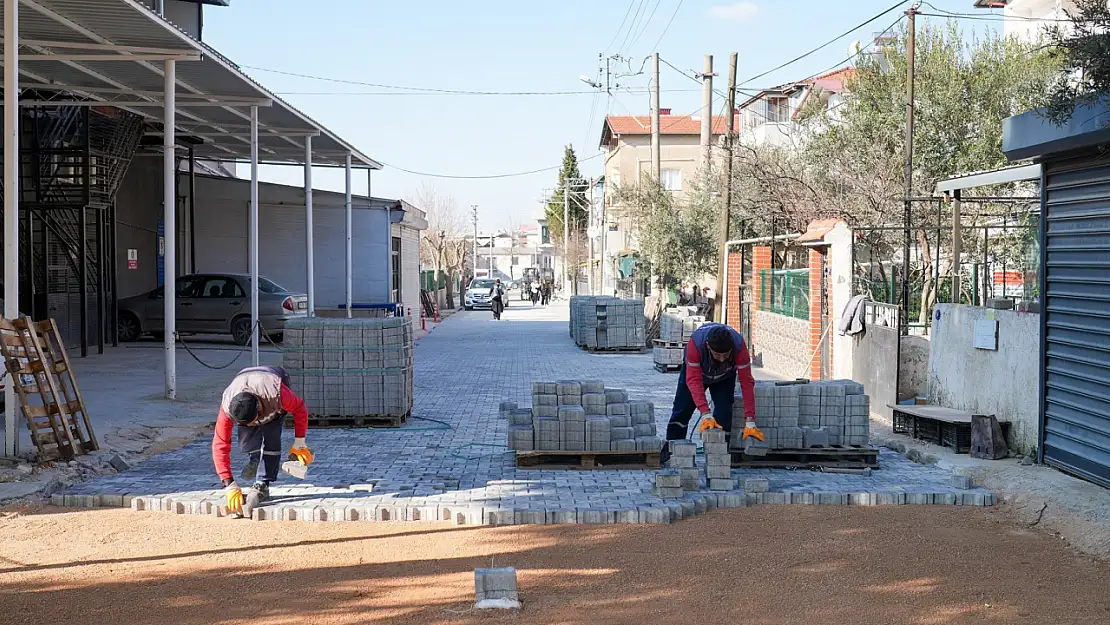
left=973, top=0, right=1076, bottom=41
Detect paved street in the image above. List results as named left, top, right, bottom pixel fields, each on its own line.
left=58, top=302, right=993, bottom=523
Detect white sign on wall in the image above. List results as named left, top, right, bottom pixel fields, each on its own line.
left=973, top=319, right=999, bottom=351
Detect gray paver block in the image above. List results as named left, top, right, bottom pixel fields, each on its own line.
left=744, top=478, right=769, bottom=493
left=700, top=429, right=726, bottom=443
left=951, top=475, right=973, bottom=490
left=639, top=507, right=671, bottom=524
left=703, top=442, right=729, bottom=455
left=705, top=464, right=731, bottom=479
left=669, top=441, right=696, bottom=456
left=667, top=455, right=695, bottom=469
left=475, top=567, right=519, bottom=603
left=654, top=486, right=683, bottom=499
left=655, top=470, right=681, bottom=489
left=709, top=478, right=736, bottom=491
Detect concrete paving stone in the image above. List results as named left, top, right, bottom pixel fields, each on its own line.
left=706, top=465, right=732, bottom=480
left=790, top=492, right=815, bottom=505
left=639, top=506, right=671, bottom=524
left=703, top=442, right=729, bottom=455
left=951, top=475, right=973, bottom=490
left=668, top=455, right=695, bottom=469
left=655, top=486, right=683, bottom=499
left=709, top=478, right=736, bottom=491
left=705, top=454, right=731, bottom=467
left=548, top=510, right=578, bottom=524
left=744, top=478, right=769, bottom=493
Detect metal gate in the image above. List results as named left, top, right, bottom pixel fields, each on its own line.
left=1041, top=159, right=1110, bottom=487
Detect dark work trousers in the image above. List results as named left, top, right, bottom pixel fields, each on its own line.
left=239, top=418, right=284, bottom=483
left=666, top=364, right=736, bottom=441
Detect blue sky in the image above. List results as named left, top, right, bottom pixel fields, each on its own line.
left=203, top=0, right=1000, bottom=231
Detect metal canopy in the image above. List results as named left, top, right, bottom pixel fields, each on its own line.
left=934, top=163, right=1042, bottom=194
left=1, top=0, right=380, bottom=168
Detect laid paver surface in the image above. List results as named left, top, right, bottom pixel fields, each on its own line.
left=58, top=303, right=992, bottom=521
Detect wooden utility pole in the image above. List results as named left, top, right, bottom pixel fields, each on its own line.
left=700, top=55, right=714, bottom=171
left=715, top=52, right=738, bottom=323
left=651, top=52, right=661, bottom=181
left=901, top=6, right=917, bottom=335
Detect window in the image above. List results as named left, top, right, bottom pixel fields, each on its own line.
left=661, top=168, right=682, bottom=191
left=541, top=225, right=550, bottom=244
left=197, top=277, right=244, bottom=298
left=391, top=236, right=402, bottom=303
left=512, top=256, right=520, bottom=265
left=757, top=97, right=789, bottom=123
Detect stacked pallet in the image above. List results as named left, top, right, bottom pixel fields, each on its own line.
left=731, top=380, right=871, bottom=451
left=659, top=307, right=705, bottom=343
left=282, top=317, right=414, bottom=425
left=502, top=380, right=662, bottom=452
left=569, top=296, right=646, bottom=350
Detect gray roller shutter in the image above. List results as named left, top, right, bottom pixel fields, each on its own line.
left=1042, top=158, right=1110, bottom=487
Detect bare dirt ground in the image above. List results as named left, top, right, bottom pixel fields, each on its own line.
left=2, top=505, right=1109, bottom=625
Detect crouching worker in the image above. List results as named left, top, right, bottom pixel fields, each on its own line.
left=661, top=324, right=761, bottom=464
left=211, top=365, right=312, bottom=518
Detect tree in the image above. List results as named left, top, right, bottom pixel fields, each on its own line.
left=1046, top=0, right=1110, bottom=124
left=545, top=144, right=588, bottom=237
left=411, top=183, right=466, bottom=309
left=794, top=20, right=1059, bottom=321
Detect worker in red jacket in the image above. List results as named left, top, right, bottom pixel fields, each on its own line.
left=662, top=323, right=762, bottom=462
left=211, top=365, right=312, bottom=517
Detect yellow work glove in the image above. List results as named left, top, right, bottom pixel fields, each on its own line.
left=742, top=420, right=765, bottom=442
left=288, top=437, right=314, bottom=466
left=225, top=482, right=244, bottom=516
left=697, top=415, right=723, bottom=432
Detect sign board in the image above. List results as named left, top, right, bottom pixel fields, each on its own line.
left=973, top=318, right=999, bottom=351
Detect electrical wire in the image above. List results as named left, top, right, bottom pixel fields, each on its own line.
left=651, top=0, right=686, bottom=51
left=240, top=65, right=599, bottom=96
left=380, top=151, right=603, bottom=180
left=604, top=1, right=641, bottom=54
left=736, top=0, right=909, bottom=87
left=626, top=0, right=663, bottom=54
left=918, top=1, right=1079, bottom=23
left=618, top=0, right=650, bottom=55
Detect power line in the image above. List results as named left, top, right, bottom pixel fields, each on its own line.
left=604, top=1, right=640, bottom=55
left=651, top=0, right=685, bottom=51
left=618, top=0, right=651, bottom=55
left=242, top=65, right=598, bottom=96
left=627, top=0, right=663, bottom=53
left=380, top=152, right=603, bottom=180
left=918, top=1, right=1078, bottom=23
left=736, top=0, right=909, bottom=87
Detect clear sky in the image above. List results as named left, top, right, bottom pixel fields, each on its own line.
left=202, top=0, right=1000, bottom=231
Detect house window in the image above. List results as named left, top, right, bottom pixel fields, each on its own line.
left=757, top=97, right=789, bottom=123
left=391, top=236, right=402, bottom=303
left=661, top=168, right=682, bottom=191
left=541, top=225, right=549, bottom=244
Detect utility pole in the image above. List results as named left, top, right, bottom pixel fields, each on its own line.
left=563, top=180, right=570, bottom=296
left=715, top=52, right=738, bottom=324
left=651, top=52, right=661, bottom=181
left=699, top=55, right=714, bottom=172
left=471, top=205, right=478, bottom=280
left=488, top=229, right=494, bottom=279
left=587, top=178, right=595, bottom=295
left=901, top=6, right=917, bottom=336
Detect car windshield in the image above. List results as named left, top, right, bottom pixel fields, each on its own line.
left=470, top=279, right=495, bottom=290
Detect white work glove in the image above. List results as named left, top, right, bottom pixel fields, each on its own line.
left=292, top=437, right=307, bottom=450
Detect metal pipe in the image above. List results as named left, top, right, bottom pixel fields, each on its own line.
left=110, top=200, right=118, bottom=348
left=3, top=0, right=18, bottom=456
left=96, top=207, right=104, bottom=354
left=304, top=136, right=314, bottom=316
left=249, top=105, right=259, bottom=365
left=163, top=58, right=176, bottom=399
left=951, top=190, right=961, bottom=303
left=189, top=144, right=196, bottom=273
left=80, top=107, right=90, bottom=358
left=344, top=152, right=352, bottom=317
left=386, top=202, right=393, bottom=304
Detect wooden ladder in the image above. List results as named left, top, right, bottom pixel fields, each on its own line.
left=0, top=316, right=97, bottom=460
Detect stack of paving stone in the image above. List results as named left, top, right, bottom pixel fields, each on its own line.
left=701, top=429, right=736, bottom=490
left=569, top=296, right=646, bottom=350
left=659, top=440, right=700, bottom=493
left=503, top=380, right=663, bottom=452
left=659, top=307, right=706, bottom=343
left=283, top=317, right=413, bottom=419
left=731, top=379, right=871, bottom=451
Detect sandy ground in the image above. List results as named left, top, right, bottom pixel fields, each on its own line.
left=1, top=505, right=1109, bottom=625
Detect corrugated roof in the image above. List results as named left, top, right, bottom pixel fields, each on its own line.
left=5, top=0, right=380, bottom=168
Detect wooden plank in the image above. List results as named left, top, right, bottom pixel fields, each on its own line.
left=515, top=449, right=661, bottom=470
left=20, top=317, right=83, bottom=456
left=46, top=319, right=97, bottom=450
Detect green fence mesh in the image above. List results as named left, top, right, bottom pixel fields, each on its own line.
left=760, top=269, right=810, bottom=320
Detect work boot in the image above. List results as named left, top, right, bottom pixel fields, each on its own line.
left=240, top=457, right=259, bottom=481
left=659, top=441, right=671, bottom=466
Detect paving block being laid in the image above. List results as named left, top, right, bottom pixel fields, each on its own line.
left=705, top=464, right=732, bottom=480
left=655, top=469, right=681, bottom=489
left=669, top=440, right=697, bottom=457
left=680, top=467, right=701, bottom=491
left=951, top=475, right=973, bottom=490
left=475, top=567, right=521, bottom=609
left=701, top=429, right=726, bottom=444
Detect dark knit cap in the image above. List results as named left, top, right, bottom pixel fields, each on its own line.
left=228, top=392, right=259, bottom=425
left=706, top=325, right=734, bottom=354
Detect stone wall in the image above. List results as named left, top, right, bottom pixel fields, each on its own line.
left=753, top=310, right=810, bottom=379
left=928, top=304, right=1040, bottom=455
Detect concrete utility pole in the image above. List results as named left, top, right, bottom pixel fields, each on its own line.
left=700, top=54, right=714, bottom=172
left=715, top=52, right=738, bottom=323
left=563, top=181, right=570, bottom=295
left=651, top=52, right=661, bottom=181
left=901, top=6, right=917, bottom=335
left=471, top=205, right=478, bottom=279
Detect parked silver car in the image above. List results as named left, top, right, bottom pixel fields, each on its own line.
left=117, top=273, right=308, bottom=345
left=464, top=278, right=509, bottom=311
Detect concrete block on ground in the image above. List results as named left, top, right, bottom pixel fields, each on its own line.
left=680, top=467, right=701, bottom=491
left=703, top=442, right=729, bottom=456
left=581, top=380, right=605, bottom=394
left=606, top=402, right=631, bottom=416
left=507, top=409, right=533, bottom=426
left=605, top=388, right=629, bottom=403
left=533, top=393, right=558, bottom=407
left=669, top=440, right=697, bottom=456
left=557, top=381, right=582, bottom=396
left=611, top=439, right=638, bottom=451
left=608, top=415, right=632, bottom=428
left=475, top=567, right=520, bottom=608
left=709, top=478, right=737, bottom=491
left=803, top=427, right=830, bottom=448
left=951, top=475, right=973, bottom=490
left=654, top=486, right=683, bottom=499
left=667, top=455, right=695, bottom=469
left=656, top=469, right=681, bottom=489
left=705, top=453, right=731, bottom=466
left=744, top=478, right=769, bottom=493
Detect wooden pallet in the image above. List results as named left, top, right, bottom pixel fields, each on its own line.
left=0, top=317, right=97, bottom=460
left=652, top=339, right=684, bottom=348
left=286, top=412, right=409, bottom=429
left=732, top=445, right=880, bottom=469
left=516, top=449, right=661, bottom=470
left=581, top=346, right=646, bottom=353
left=654, top=363, right=681, bottom=373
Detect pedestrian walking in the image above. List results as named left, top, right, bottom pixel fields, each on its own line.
left=490, top=279, right=505, bottom=320
left=530, top=280, right=540, bottom=306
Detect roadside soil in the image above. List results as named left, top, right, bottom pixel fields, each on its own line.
left=2, top=503, right=1108, bottom=625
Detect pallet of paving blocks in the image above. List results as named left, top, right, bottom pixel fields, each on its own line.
left=0, top=316, right=98, bottom=460
left=504, top=379, right=663, bottom=468
left=652, top=339, right=684, bottom=373
left=659, top=307, right=705, bottom=343
left=282, top=317, right=414, bottom=427
left=729, top=379, right=879, bottom=468
left=569, top=296, right=646, bottom=351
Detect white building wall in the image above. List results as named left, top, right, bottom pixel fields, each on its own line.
left=1003, top=0, right=1074, bottom=42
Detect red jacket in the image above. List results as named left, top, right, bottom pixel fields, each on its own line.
left=685, top=337, right=756, bottom=420
left=211, top=383, right=308, bottom=481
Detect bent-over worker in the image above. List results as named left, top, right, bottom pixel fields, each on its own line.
left=212, top=365, right=313, bottom=517
left=661, top=323, right=762, bottom=463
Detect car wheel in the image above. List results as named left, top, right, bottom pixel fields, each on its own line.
left=117, top=312, right=142, bottom=342
left=231, top=317, right=253, bottom=346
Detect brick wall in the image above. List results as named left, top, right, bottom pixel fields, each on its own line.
left=807, top=248, right=827, bottom=381
left=725, top=249, right=743, bottom=329
left=751, top=246, right=771, bottom=312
